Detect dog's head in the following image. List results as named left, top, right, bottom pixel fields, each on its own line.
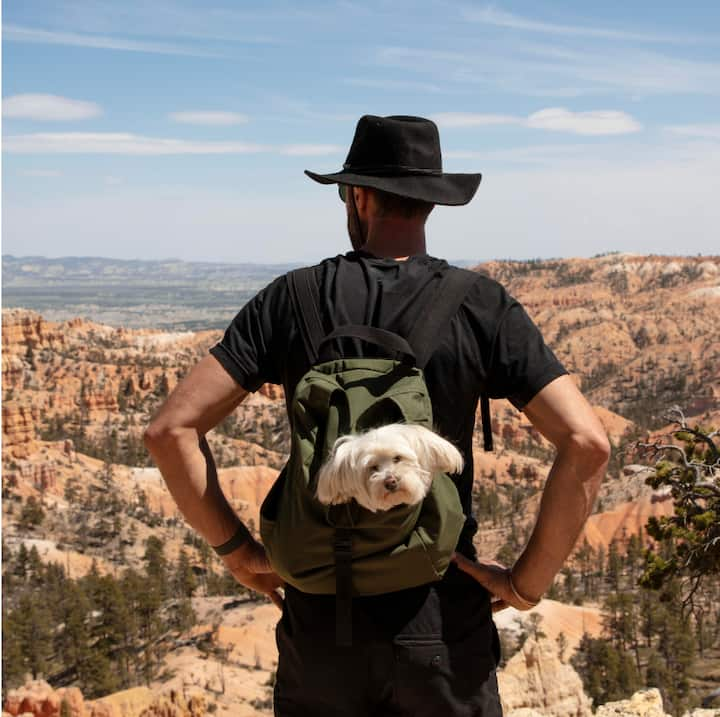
left=315, top=424, right=464, bottom=512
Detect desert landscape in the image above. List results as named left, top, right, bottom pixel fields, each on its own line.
left=3, top=253, right=719, bottom=717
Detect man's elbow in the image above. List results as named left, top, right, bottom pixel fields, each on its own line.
left=143, top=421, right=194, bottom=452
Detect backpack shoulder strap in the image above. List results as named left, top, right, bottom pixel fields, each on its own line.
left=479, top=393, right=493, bottom=452
left=287, top=267, right=324, bottom=365
left=288, top=264, right=494, bottom=451
left=407, top=267, right=478, bottom=369
left=407, top=267, right=494, bottom=452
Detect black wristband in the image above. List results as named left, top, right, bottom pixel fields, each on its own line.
left=211, top=524, right=251, bottom=556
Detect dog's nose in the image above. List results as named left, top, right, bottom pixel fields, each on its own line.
left=384, top=476, right=398, bottom=492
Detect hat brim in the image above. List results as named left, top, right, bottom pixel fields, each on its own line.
left=304, top=169, right=481, bottom=206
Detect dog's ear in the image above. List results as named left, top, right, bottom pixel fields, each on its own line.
left=402, top=425, right=464, bottom=475
left=315, top=436, right=358, bottom=505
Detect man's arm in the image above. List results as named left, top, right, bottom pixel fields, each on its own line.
left=143, top=354, right=283, bottom=607
left=454, top=374, right=610, bottom=610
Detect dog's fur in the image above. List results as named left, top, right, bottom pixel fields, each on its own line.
left=315, top=424, right=463, bottom=512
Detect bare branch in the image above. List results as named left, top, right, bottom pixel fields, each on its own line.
left=692, top=482, right=720, bottom=497
left=681, top=572, right=703, bottom=614
left=663, top=405, right=687, bottom=428
left=659, top=406, right=720, bottom=461
left=636, top=442, right=706, bottom=481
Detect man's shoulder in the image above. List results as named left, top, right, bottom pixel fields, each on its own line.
left=263, top=255, right=343, bottom=290
left=439, top=262, right=510, bottom=305
left=280, top=254, right=347, bottom=278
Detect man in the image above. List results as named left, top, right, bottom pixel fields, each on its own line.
left=145, top=115, right=610, bottom=716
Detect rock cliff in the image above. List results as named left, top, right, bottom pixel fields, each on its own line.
left=498, top=638, right=593, bottom=717
left=2, top=309, right=67, bottom=354
left=2, top=680, right=205, bottom=717
left=2, top=402, right=40, bottom=459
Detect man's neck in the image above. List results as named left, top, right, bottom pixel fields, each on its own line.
left=361, top=220, right=427, bottom=260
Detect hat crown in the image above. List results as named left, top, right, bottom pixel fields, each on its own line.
left=343, top=115, right=443, bottom=176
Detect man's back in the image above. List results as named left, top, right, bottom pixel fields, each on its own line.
left=210, top=250, right=566, bottom=559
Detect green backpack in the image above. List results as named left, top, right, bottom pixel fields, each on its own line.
left=259, top=266, right=493, bottom=644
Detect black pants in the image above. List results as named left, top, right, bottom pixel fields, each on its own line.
left=274, top=565, right=503, bottom=716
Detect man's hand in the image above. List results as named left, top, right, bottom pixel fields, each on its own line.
left=220, top=538, right=285, bottom=610
left=452, top=553, right=538, bottom=613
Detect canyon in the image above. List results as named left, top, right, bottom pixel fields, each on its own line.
left=3, top=253, right=719, bottom=715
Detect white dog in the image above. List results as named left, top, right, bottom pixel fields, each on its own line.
left=315, top=423, right=464, bottom=512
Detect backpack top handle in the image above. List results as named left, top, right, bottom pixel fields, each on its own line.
left=318, top=325, right=416, bottom=366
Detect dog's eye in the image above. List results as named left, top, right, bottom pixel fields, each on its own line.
left=393, top=455, right=401, bottom=463
left=370, top=464, right=379, bottom=473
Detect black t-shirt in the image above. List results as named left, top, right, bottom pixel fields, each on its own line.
left=210, top=250, right=567, bottom=558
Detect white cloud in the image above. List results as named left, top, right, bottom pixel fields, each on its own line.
left=666, top=124, right=720, bottom=140
left=377, top=44, right=720, bottom=98
left=3, top=133, right=268, bottom=155
left=2, top=133, right=344, bottom=157
left=104, top=176, right=124, bottom=185
left=3, top=94, right=102, bottom=121
left=3, top=24, right=222, bottom=58
left=433, top=108, right=641, bottom=135
left=169, top=111, right=249, bottom=126
left=280, top=144, right=344, bottom=156
left=526, top=108, right=641, bottom=135
left=524, top=45, right=720, bottom=97
left=463, top=6, right=702, bottom=44
left=19, top=169, right=62, bottom=177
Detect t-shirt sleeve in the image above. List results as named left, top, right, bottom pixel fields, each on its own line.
left=487, top=298, right=568, bottom=410
left=208, top=275, right=287, bottom=392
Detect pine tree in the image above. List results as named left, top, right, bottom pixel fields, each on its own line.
left=625, top=532, right=644, bottom=585
left=27, top=546, right=45, bottom=588
left=14, top=593, right=54, bottom=679
left=171, top=598, right=196, bottom=632
left=575, top=538, right=596, bottom=598
left=655, top=584, right=695, bottom=715
left=607, top=540, right=622, bottom=592
left=57, top=582, right=92, bottom=683
left=175, top=549, right=198, bottom=598
left=2, top=606, right=26, bottom=689
left=545, top=579, right=560, bottom=600
left=88, top=574, right=134, bottom=688
left=19, top=496, right=45, bottom=530
left=604, top=592, right=642, bottom=672
left=645, top=649, right=668, bottom=690
left=639, top=409, right=719, bottom=594
left=123, top=567, right=162, bottom=684
left=560, top=567, right=577, bottom=603
left=14, top=543, right=30, bottom=581
left=556, top=631, right=568, bottom=662
left=143, top=535, right=168, bottom=599
left=572, top=633, right=641, bottom=706
left=81, top=652, right=119, bottom=699
left=527, top=612, right=546, bottom=641
left=64, top=477, right=81, bottom=503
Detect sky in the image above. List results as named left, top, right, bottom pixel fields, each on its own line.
left=2, top=0, right=719, bottom=263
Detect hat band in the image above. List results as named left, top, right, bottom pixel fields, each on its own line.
left=342, top=163, right=442, bottom=177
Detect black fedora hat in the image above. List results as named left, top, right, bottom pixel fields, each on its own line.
left=305, top=115, right=481, bottom=206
